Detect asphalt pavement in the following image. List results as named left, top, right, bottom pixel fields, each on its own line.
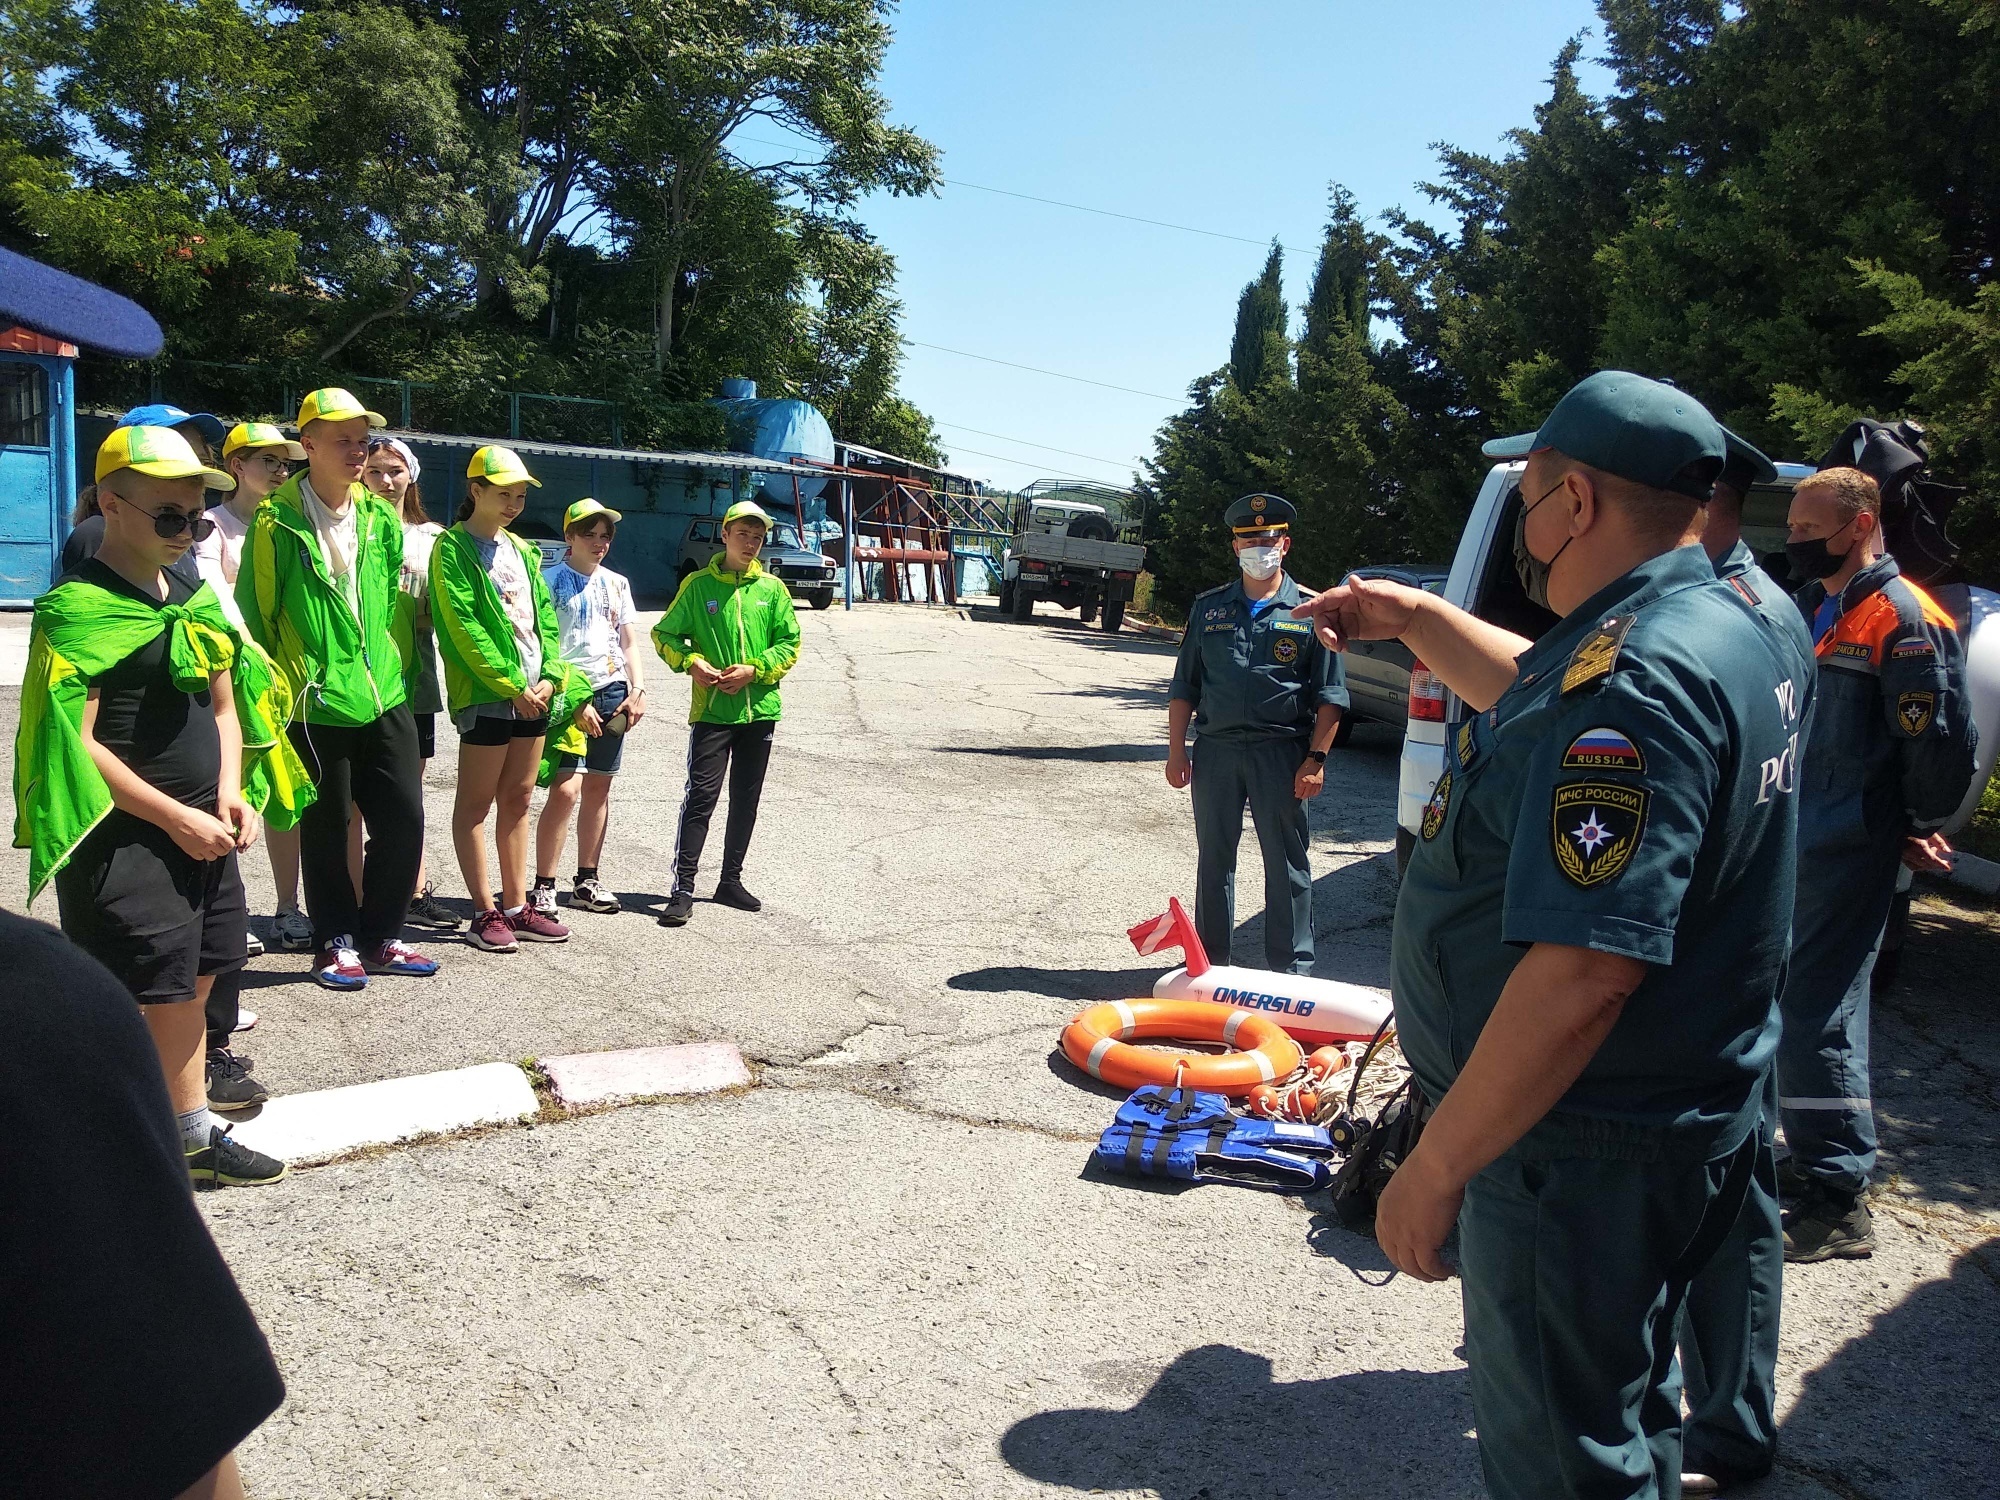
left=1, top=599, right=1994, bottom=1498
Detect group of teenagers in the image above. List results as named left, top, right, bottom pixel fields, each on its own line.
left=14, top=386, right=804, bottom=1191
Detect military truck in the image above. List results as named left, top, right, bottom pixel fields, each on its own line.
left=997, top=497, right=1147, bottom=633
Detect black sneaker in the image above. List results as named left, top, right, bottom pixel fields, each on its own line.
left=1783, top=1186, right=1875, bottom=1262
left=659, top=889, right=695, bottom=927
left=408, top=881, right=464, bottom=932
left=206, top=1048, right=270, bottom=1112
left=714, top=880, right=761, bottom=912
left=187, top=1125, right=287, bottom=1187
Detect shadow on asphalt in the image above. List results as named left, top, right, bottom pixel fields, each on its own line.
left=1000, top=1345, right=1479, bottom=1499
left=1774, top=1240, right=2000, bottom=1499
left=935, top=743, right=1169, bottom=763
left=949, top=964, right=1163, bottom=1000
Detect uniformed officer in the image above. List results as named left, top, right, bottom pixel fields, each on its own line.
left=1777, top=465, right=1978, bottom=1261
left=1296, top=371, right=1812, bottom=1500
left=1673, top=427, right=1817, bottom=1492
left=1165, top=493, right=1347, bottom=974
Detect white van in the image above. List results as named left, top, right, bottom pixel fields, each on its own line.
left=1394, top=461, right=2000, bottom=920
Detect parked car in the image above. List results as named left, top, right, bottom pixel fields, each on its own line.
left=1393, top=460, right=2000, bottom=947
left=1332, top=564, right=1450, bottom=746
left=678, top=515, right=837, bottom=609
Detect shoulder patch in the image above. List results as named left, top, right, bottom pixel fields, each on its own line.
left=1561, top=614, right=1637, bottom=695
left=1726, top=574, right=1762, bottom=607
left=1454, top=719, right=1476, bottom=767
left=1896, top=691, right=1935, bottom=736
left=1830, top=640, right=1875, bottom=662
left=1561, top=726, right=1646, bottom=774
left=1551, top=782, right=1648, bottom=887
left=1890, top=637, right=1937, bottom=661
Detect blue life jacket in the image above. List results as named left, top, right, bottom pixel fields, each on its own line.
left=1094, top=1086, right=1336, bottom=1193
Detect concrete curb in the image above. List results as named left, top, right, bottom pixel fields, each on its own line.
left=541, top=1041, right=752, bottom=1110
left=230, top=1044, right=752, bottom=1168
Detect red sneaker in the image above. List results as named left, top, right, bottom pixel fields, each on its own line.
left=467, top=909, right=518, bottom=953
left=507, top=905, right=570, bottom=943
left=312, top=937, right=368, bottom=991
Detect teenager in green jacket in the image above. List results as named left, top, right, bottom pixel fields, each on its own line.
left=235, top=388, right=437, bottom=991
left=651, top=499, right=801, bottom=927
left=430, top=446, right=590, bottom=954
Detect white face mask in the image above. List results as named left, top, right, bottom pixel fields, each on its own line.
left=1237, top=544, right=1283, bottom=581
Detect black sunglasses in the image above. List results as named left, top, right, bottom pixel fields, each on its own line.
left=127, top=500, right=216, bottom=543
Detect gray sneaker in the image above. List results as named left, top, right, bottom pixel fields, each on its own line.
left=1783, top=1186, right=1875, bottom=1262
left=273, top=906, right=315, bottom=952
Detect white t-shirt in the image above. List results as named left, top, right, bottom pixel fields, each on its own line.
left=542, top=559, right=634, bottom=689
left=298, top=475, right=360, bottom=617
left=193, top=502, right=254, bottom=627
left=472, top=532, right=542, bottom=686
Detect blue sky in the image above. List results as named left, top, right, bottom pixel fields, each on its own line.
left=825, top=0, right=1614, bottom=491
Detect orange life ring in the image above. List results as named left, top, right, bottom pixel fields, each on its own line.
left=1061, top=998, right=1304, bottom=1096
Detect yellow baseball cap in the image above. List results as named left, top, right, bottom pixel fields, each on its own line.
left=722, top=499, right=773, bottom=528
left=467, top=445, right=541, bottom=488
left=96, top=425, right=235, bottom=490
left=222, top=420, right=307, bottom=462
left=296, top=387, right=386, bottom=429
left=563, top=497, right=622, bottom=530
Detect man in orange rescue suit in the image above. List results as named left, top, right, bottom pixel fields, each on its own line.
left=1777, top=466, right=1977, bottom=1261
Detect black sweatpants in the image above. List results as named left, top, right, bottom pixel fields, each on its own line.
left=287, top=704, right=425, bottom=949
left=673, top=721, right=776, bottom=891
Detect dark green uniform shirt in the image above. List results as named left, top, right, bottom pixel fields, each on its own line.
left=1169, top=574, right=1348, bottom=741
left=1392, top=546, right=1809, bottom=1158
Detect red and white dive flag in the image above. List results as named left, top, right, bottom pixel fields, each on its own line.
left=1126, top=896, right=1210, bottom=977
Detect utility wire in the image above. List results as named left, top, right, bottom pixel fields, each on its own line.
left=942, top=177, right=1297, bottom=253
left=933, top=419, right=1136, bottom=470
left=940, top=442, right=1131, bottom=487
left=903, top=339, right=1181, bottom=402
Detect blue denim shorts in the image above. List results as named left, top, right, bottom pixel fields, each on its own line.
left=556, top=680, right=630, bottom=776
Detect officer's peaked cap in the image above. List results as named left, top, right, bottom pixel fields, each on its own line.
left=1225, top=493, right=1295, bottom=531
left=1480, top=371, right=1727, bottom=501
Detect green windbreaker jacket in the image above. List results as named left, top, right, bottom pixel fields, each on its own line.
left=13, top=577, right=316, bottom=904
left=234, top=475, right=408, bottom=726
left=651, top=556, right=801, bottom=724
left=428, top=524, right=593, bottom=784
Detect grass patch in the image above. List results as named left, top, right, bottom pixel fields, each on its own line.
left=1957, top=776, right=2000, bottom=863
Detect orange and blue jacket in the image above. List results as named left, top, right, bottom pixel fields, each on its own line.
left=1794, top=556, right=1978, bottom=860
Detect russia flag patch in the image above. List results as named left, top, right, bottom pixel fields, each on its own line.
left=1561, top=726, right=1646, bottom=773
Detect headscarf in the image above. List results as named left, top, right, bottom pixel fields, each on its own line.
left=369, top=436, right=422, bottom=484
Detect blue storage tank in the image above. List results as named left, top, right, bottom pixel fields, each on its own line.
left=713, top=379, right=833, bottom=508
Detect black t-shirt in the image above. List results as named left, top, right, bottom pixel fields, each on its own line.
left=61, top=558, right=222, bottom=808
left=0, top=910, right=284, bottom=1497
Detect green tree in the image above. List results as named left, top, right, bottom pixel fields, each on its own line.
left=1229, top=243, right=1289, bottom=393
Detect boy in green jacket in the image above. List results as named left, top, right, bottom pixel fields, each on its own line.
left=652, top=499, right=802, bottom=926
left=236, top=388, right=437, bottom=990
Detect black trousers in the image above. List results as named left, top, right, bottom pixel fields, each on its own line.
left=206, top=970, right=239, bottom=1052
left=674, top=721, right=775, bottom=890
left=287, top=704, right=425, bottom=949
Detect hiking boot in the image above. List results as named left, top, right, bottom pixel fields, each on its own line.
left=508, top=905, right=570, bottom=943
left=659, top=889, right=695, bottom=927
left=468, top=908, right=518, bottom=953
left=713, top=880, right=761, bottom=912
left=1783, top=1186, right=1875, bottom=1262
left=528, top=884, right=560, bottom=920
left=407, top=882, right=463, bottom=931
left=245, top=929, right=265, bottom=958
left=273, top=906, right=315, bottom=951
left=312, top=937, right=368, bottom=991
left=187, top=1125, right=287, bottom=1187
left=361, top=937, right=439, bottom=977
left=206, top=1048, right=269, bottom=1112
left=569, top=876, right=621, bottom=914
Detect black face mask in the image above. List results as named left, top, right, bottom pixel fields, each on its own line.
left=1512, top=479, right=1573, bottom=610
left=1784, top=521, right=1854, bottom=583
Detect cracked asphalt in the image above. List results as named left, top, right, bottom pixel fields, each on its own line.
left=1, top=602, right=1994, bottom=1498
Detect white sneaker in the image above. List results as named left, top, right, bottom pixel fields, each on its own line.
left=232, top=1009, right=259, bottom=1034
left=529, top=885, right=560, bottom=919
left=246, top=930, right=265, bottom=958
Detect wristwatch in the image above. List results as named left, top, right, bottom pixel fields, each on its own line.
left=1305, top=749, right=1327, bottom=765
